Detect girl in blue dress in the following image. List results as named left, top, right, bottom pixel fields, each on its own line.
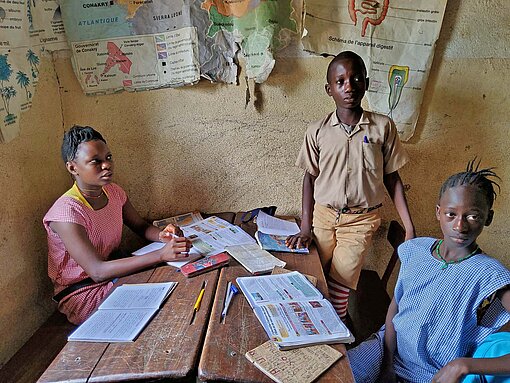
left=348, top=160, right=510, bottom=382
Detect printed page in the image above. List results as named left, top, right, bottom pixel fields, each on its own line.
left=152, top=211, right=204, bottom=229
left=99, top=282, right=176, bottom=310
left=254, top=300, right=353, bottom=347
left=226, top=243, right=286, bottom=274
left=68, top=309, right=157, bottom=342
left=246, top=341, right=342, bottom=383
left=184, top=216, right=256, bottom=255
left=132, top=241, right=202, bottom=267
left=256, top=211, right=300, bottom=236
left=237, top=272, right=322, bottom=307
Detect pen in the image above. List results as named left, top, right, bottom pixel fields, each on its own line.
left=363, top=135, right=369, bottom=143
left=190, top=280, right=206, bottom=324
left=221, top=282, right=239, bottom=323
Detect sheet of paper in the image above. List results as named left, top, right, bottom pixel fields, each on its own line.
left=256, top=211, right=300, bottom=236
left=99, top=282, right=176, bottom=310
left=152, top=211, right=204, bottom=229
left=226, top=243, right=286, bottom=274
left=132, top=242, right=202, bottom=268
left=68, top=309, right=157, bottom=342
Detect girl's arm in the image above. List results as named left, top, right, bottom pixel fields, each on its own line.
left=379, top=297, right=399, bottom=382
left=432, top=289, right=510, bottom=383
left=383, top=170, right=416, bottom=241
left=49, top=220, right=191, bottom=283
left=286, top=171, right=316, bottom=249
left=122, top=198, right=183, bottom=242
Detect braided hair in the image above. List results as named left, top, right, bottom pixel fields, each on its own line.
left=61, top=125, right=106, bottom=163
left=439, top=158, right=501, bottom=209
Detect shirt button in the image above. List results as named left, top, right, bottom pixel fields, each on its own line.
left=348, top=137, right=352, bottom=142
left=347, top=168, right=351, bottom=172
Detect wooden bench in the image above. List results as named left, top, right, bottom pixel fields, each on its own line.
left=0, top=310, right=76, bottom=383
left=347, top=220, right=405, bottom=345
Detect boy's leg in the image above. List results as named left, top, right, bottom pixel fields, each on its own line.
left=313, top=205, right=348, bottom=317
left=328, top=211, right=381, bottom=318
left=329, top=211, right=382, bottom=290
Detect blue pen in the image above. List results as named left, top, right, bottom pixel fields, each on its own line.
left=363, top=135, right=369, bottom=143
left=221, top=283, right=239, bottom=322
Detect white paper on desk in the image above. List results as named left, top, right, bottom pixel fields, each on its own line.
left=68, top=309, right=157, bottom=342
left=226, top=243, right=286, bottom=275
left=256, top=211, right=300, bottom=236
left=100, top=282, right=177, bottom=310
left=132, top=242, right=202, bottom=268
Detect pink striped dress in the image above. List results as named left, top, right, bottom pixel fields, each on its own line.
left=43, top=183, right=127, bottom=324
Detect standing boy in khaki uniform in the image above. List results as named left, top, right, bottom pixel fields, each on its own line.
left=286, top=51, right=415, bottom=320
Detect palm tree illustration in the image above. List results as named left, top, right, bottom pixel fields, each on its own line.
left=1, top=86, right=16, bottom=115
left=0, top=54, right=13, bottom=115
left=26, top=49, right=40, bottom=78
left=16, top=71, right=31, bottom=100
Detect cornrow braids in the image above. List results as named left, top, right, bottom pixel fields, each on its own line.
left=61, top=125, right=106, bottom=163
left=439, top=158, right=501, bottom=209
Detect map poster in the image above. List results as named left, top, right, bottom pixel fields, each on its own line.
left=302, top=0, right=448, bottom=141
left=71, top=27, right=200, bottom=94
left=0, top=0, right=66, bottom=143
left=0, top=46, right=41, bottom=143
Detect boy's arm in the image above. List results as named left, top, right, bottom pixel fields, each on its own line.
left=286, top=171, right=316, bottom=249
left=379, top=297, right=399, bottom=382
left=383, top=170, right=415, bottom=240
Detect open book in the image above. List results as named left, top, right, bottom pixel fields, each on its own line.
left=226, top=243, right=286, bottom=275
left=237, top=272, right=354, bottom=349
left=255, top=211, right=309, bottom=254
left=134, top=215, right=256, bottom=268
left=68, top=282, right=177, bottom=342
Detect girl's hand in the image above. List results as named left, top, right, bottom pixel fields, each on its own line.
left=432, top=358, right=469, bottom=383
left=160, top=237, right=192, bottom=261
left=285, top=231, right=312, bottom=249
left=159, top=224, right=184, bottom=242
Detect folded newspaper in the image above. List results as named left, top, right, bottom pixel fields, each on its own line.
left=135, top=214, right=256, bottom=268
left=236, top=271, right=354, bottom=349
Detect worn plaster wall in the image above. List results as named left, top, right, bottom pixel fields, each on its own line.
left=0, top=0, right=508, bottom=366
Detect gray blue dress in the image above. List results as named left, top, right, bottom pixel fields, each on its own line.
left=348, top=237, right=510, bottom=383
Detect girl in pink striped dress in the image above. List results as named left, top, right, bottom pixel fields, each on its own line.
left=43, top=126, right=191, bottom=324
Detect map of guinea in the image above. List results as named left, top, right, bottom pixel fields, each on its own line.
left=103, top=42, right=132, bottom=74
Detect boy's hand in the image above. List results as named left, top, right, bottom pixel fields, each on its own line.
left=285, top=232, right=312, bottom=249
left=159, top=224, right=184, bottom=242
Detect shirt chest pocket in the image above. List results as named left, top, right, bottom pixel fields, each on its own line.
left=362, top=142, right=383, bottom=171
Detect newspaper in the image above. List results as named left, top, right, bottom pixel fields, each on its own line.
left=136, top=215, right=256, bottom=267
left=237, top=272, right=354, bottom=349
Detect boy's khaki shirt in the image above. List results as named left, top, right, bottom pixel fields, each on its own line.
left=296, top=110, right=409, bottom=210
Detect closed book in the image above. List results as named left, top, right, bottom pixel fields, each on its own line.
left=180, top=252, right=230, bottom=277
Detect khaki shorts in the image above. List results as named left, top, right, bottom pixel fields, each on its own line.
left=313, top=203, right=381, bottom=290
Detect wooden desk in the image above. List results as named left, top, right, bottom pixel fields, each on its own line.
left=38, top=212, right=235, bottom=383
left=198, top=214, right=355, bottom=382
